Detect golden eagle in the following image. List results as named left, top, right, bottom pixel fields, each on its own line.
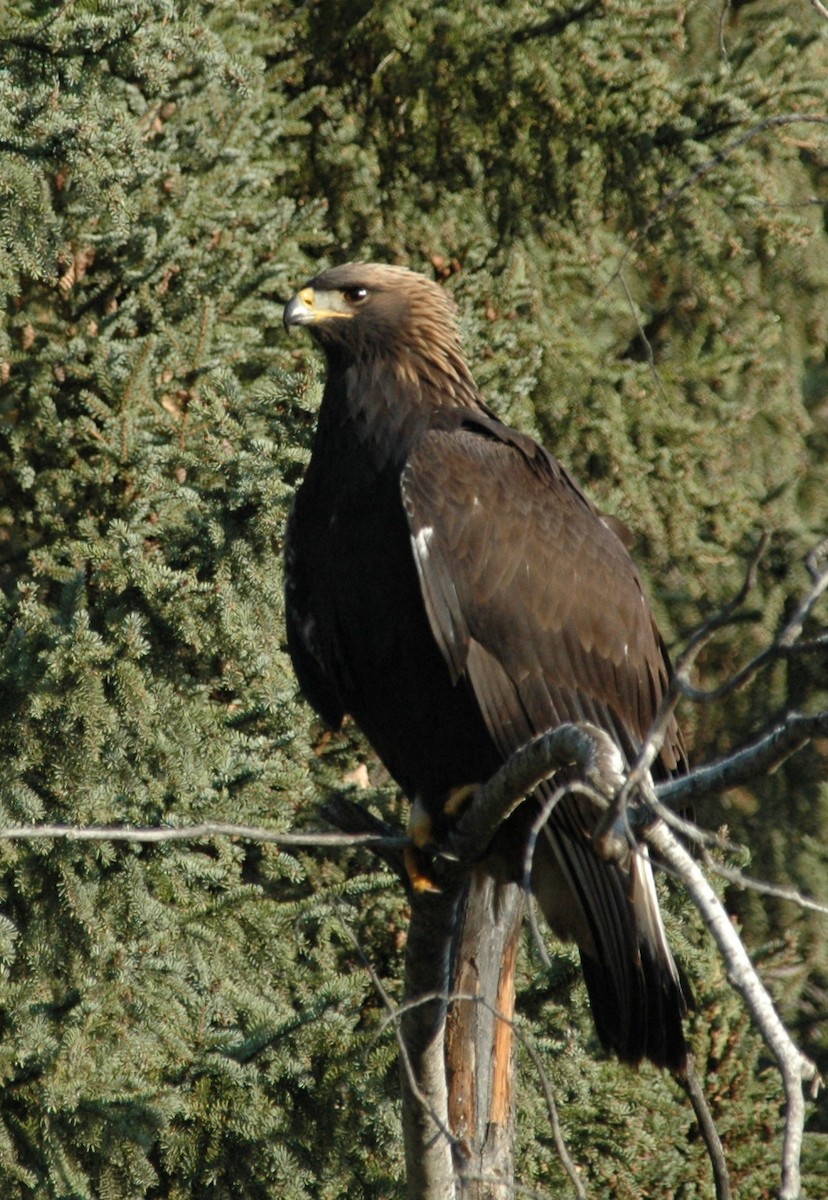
left=283, top=263, right=690, bottom=1070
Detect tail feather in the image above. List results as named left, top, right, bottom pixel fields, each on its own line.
left=532, top=820, right=691, bottom=1072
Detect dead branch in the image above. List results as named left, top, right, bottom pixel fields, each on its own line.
left=702, top=857, right=828, bottom=918
left=644, top=809, right=819, bottom=1200
left=0, top=819, right=407, bottom=851
left=447, top=723, right=624, bottom=864
left=679, top=1057, right=731, bottom=1200
left=346, top=922, right=463, bottom=1200
left=656, top=709, right=828, bottom=810
left=378, top=987, right=587, bottom=1200
left=401, top=881, right=467, bottom=1200
left=674, top=536, right=828, bottom=705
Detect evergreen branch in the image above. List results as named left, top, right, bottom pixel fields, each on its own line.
left=1, top=5, right=144, bottom=60
left=602, top=114, right=828, bottom=294
left=508, top=0, right=603, bottom=45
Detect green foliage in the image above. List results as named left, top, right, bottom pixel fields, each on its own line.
left=1, top=0, right=826, bottom=1195
left=513, top=871, right=825, bottom=1198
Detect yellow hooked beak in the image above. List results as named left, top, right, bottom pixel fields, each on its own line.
left=283, top=287, right=356, bottom=329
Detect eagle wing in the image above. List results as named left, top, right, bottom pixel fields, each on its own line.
left=401, top=411, right=689, bottom=1068
left=401, top=412, right=683, bottom=771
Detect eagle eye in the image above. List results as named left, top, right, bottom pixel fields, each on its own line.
left=342, top=286, right=368, bottom=304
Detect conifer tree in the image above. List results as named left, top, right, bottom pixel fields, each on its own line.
left=1, top=1, right=826, bottom=1196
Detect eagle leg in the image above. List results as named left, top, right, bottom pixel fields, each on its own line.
left=404, top=785, right=480, bottom=893
left=405, top=796, right=442, bottom=893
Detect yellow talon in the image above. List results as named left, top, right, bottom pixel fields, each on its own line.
left=443, top=782, right=479, bottom=818
left=404, top=785, right=480, bottom=893
left=405, top=798, right=440, bottom=892
left=403, top=846, right=443, bottom=894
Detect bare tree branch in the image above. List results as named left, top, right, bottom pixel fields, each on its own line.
left=701, top=855, right=828, bottom=919
left=0, top=820, right=407, bottom=850
left=0, top=539, right=823, bottom=1198
left=379, top=990, right=586, bottom=1198
left=674, top=536, right=828, bottom=704
left=644, top=811, right=819, bottom=1200
left=679, top=1057, right=731, bottom=1200
left=656, top=709, right=828, bottom=810
left=447, top=723, right=624, bottom=864
left=345, top=925, right=464, bottom=1198
left=401, top=882, right=467, bottom=1200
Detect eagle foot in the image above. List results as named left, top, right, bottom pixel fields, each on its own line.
left=442, top=781, right=479, bottom=818
left=403, top=845, right=443, bottom=894
left=405, top=796, right=444, bottom=892
left=404, top=785, right=480, bottom=892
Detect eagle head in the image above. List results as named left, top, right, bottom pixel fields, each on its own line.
left=283, top=262, right=469, bottom=370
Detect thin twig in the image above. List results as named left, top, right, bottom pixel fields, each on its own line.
left=717, top=0, right=730, bottom=61
left=600, top=536, right=771, bottom=831
left=702, top=855, right=828, bottom=918
left=675, top=539, right=828, bottom=704
left=617, top=270, right=671, bottom=405
left=679, top=1055, right=731, bottom=1200
left=0, top=820, right=407, bottom=850
left=613, top=539, right=826, bottom=845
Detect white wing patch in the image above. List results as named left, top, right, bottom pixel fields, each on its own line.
left=414, top=525, right=434, bottom=561
left=406, top=513, right=469, bottom=684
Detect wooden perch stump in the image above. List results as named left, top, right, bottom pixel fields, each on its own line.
left=444, top=871, right=525, bottom=1198
left=402, top=869, right=525, bottom=1200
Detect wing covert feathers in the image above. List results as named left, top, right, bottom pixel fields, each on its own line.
left=402, top=420, right=690, bottom=1069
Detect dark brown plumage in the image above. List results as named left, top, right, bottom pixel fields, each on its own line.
left=283, top=262, right=690, bottom=1070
